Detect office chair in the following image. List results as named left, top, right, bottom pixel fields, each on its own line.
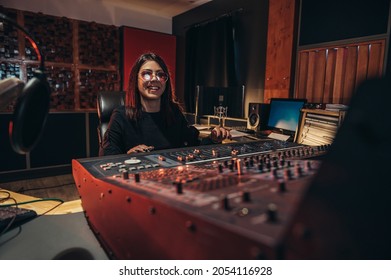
left=96, top=91, right=125, bottom=147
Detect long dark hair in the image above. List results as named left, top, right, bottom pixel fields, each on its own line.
left=125, top=53, right=181, bottom=125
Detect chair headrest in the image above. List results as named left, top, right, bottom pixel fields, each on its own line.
left=97, top=91, right=125, bottom=122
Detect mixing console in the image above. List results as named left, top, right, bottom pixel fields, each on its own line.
left=73, top=78, right=391, bottom=260
left=72, top=139, right=329, bottom=259
left=89, top=139, right=327, bottom=178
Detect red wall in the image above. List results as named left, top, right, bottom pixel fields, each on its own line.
left=122, top=27, right=176, bottom=92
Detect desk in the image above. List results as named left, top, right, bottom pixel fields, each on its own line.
left=0, top=190, right=108, bottom=260
left=194, top=124, right=261, bottom=143
left=0, top=189, right=83, bottom=215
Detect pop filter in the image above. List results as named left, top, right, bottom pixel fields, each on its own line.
left=0, top=13, right=51, bottom=154
left=9, top=70, right=50, bottom=154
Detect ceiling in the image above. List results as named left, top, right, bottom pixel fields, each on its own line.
left=102, top=0, right=212, bottom=18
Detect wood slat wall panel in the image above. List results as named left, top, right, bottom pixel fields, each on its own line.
left=355, top=44, right=370, bottom=89
left=343, top=47, right=358, bottom=104
left=332, top=47, right=346, bottom=103
left=295, top=40, right=385, bottom=105
left=367, top=42, right=384, bottom=79
left=323, top=49, right=336, bottom=103
left=306, top=51, right=316, bottom=100
left=296, top=52, right=309, bottom=99
left=313, top=50, right=327, bottom=102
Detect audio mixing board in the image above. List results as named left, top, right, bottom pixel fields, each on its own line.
left=72, top=139, right=329, bottom=259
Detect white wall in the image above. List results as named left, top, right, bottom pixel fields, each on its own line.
left=1, top=0, right=172, bottom=34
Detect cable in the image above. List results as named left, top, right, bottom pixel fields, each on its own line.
left=0, top=196, right=19, bottom=236
left=0, top=190, right=11, bottom=203
left=0, top=196, right=65, bottom=241
left=0, top=197, right=64, bottom=207
left=0, top=197, right=65, bottom=217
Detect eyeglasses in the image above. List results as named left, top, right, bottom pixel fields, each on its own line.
left=139, top=70, right=168, bottom=83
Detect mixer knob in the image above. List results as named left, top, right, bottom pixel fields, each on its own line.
left=193, top=149, right=201, bottom=155
left=241, top=190, right=251, bottom=202
left=218, top=163, right=223, bottom=173
left=212, top=149, right=220, bottom=157
left=272, top=169, right=279, bottom=179
left=122, top=171, right=129, bottom=180
left=134, top=173, right=140, bottom=183
left=267, top=203, right=278, bottom=222
left=249, top=157, right=254, bottom=167
left=186, top=154, right=194, bottom=162
left=236, top=159, right=244, bottom=175
left=231, top=149, right=239, bottom=156
left=158, top=155, right=166, bottom=161
left=175, top=181, right=183, bottom=194
left=278, top=181, right=286, bottom=192
left=221, top=195, right=230, bottom=210
left=284, top=168, right=294, bottom=180
left=177, top=155, right=185, bottom=162
left=296, top=165, right=304, bottom=177
left=228, top=162, right=234, bottom=171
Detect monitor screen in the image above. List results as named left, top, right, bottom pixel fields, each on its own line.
left=267, top=98, right=307, bottom=136
left=195, top=86, right=244, bottom=118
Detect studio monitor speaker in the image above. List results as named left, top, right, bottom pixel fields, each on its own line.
left=247, top=103, right=270, bottom=131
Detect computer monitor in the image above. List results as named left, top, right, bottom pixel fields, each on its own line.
left=267, top=98, right=307, bottom=136
left=195, top=85, right=245, bottom=119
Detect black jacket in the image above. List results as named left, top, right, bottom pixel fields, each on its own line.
left=99, top=106, right=205, bottom=156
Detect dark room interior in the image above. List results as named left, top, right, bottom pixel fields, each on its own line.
left=0, top=0, right=390, bottom=271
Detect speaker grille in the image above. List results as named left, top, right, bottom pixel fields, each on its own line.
left=247, top=103, right=270, bottom=131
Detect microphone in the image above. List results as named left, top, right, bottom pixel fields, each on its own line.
left=1, top=13, right=51, bottom=154
left=0, top=77, right=25, bottom=110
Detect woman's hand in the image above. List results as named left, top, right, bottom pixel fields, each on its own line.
left=210, top=126, right=232, bottom=143
left=127, top=144, right=154, bottom=154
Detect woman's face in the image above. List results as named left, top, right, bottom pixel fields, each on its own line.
left=137, top=60, right=168, bottom=101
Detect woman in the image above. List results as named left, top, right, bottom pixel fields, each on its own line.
left=99, top=53, right=231, bottom=156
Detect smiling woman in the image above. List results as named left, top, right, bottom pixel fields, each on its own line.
left=99, top=52, right=232, bottom=156
left=137, top=60, right=168, bottom=112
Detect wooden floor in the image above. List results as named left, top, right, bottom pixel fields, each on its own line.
left=0, top=174, right=79, bottom=202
